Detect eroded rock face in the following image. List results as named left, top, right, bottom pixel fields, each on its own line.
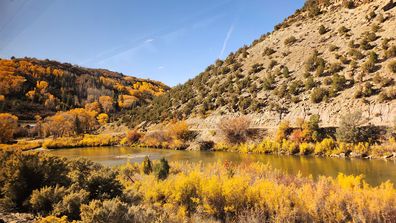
left=187, top=99, right=395, bottom=130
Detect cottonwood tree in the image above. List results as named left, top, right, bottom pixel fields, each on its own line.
left=0, top=113, right=18, bottom=143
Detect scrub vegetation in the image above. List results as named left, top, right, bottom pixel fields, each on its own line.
left=1, top=150, right=395, bottom=223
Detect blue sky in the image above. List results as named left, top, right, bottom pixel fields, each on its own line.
left=0, top=0, right=304, bottom=86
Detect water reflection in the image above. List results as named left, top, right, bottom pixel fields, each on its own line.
left=48, top=146, right=396, bottom=186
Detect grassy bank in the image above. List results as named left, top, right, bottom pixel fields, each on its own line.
left=0, top=134, right=123, bottom=151
left=213, top=138, right=396, bottom=159
left=42, top=134, right=122, bottom=149
left=0, top=140, right=42, bottom=151
left=0, top=150, right=395, bottom=223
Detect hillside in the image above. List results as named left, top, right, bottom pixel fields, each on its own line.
left=121, top=0, right=396, bottom=129
left=0, top=58, right=169, bottom=119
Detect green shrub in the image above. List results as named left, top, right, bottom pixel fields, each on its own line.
left=304, top=0, right=321, bottom=17
left=29, top=186, right=66, bottom=215
left=85, top=168, right=123, bottom=200
left=53, top=189, right=90, bottom=221
left=329, top=45, right=338, bottom=52
left=373, top=74, right=394, bottom=87
left=385, top=46, right=396, bottom=59
left=378, top=87, right=396, bottom=102
left=311, top=87, right=329, bottom=103
left=354, top=83, right=374, bottom=98
left=284, top=36, right=297, bottom=46
left=318, top=25, right=327, bottom=35
left=250, top=63, right=264, bottom=74
left=304, top=77, right=316, bottom=90
left=315, top=63, right=325, bottom=77
left=0, top=152, right=70, bottom=211
left=262, top=74, right=275, bottom=90
left=388, top=60, right=396, bottom=73
left=282, top=66, right=290, bottom=78
left=329, top=63, right=343, bottom=74
left=269, top=60, right=277, bottom=70
left=274, top=84, right=288, bottom=98
left=342, top=0, right=355, bottom=9
left=142, top=156, right=153, bottom=175
left=305, top=51, right=325, bottom=72
left=362, top=52, right=378, bottom=73
left=336, top=111, right=365, bottom=143
left=349, top=49, right=364, bottom=60
left=338, top=26, right=349, bottom=35
left=324, top=77, right=332, bottom=85
left=263, top=47, right=276, bottom=56
left=155, top=158, right=170, bottom=180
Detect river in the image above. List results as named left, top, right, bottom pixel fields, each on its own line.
left=48, top=146, right=396, bottom=186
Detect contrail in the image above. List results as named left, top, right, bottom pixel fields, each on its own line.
left=219, top=24, right=234, bottom=58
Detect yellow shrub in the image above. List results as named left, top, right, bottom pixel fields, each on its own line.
left=314, top=138, right=336, bottom=155
left=36, top=216, right=68, bottom=223
left=281, top=139, right=299, bottom=155
left=299, top=142, right=314, bottom=155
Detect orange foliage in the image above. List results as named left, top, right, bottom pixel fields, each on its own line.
left=85, top=101, right=101, bottom=113
left=118, top=95, right=138, bottom=109
left=0, top=60, right=26, bottom=95
left=0, top=113, right=18, bottom=143
left=99, top=96, right=114, bottom=113
left=42, top=108, right=98, bottom=137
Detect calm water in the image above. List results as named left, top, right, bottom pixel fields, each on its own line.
left=48, top=146, right=396, bottom=186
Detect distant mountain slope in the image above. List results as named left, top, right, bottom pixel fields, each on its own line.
left=0, top=58, right=169, bottom=119
left=121, top=0, right=396, bottom=128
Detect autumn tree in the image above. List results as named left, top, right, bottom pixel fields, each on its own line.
left=0, top=113, right=18, bottom=143
left=218, top=116, right=251, bottom=144
left=168, top=120, right=190, bottom=141
left=99, top=96, right=114, bottom=113
left=0, top=60, right=26, bottom=96
left=97, top=113, right=109, bottom=126
left=275, top=120, right=291, bottom=142
left=85, top=101, right=101, bottom=113
left=118, top=95, right=138, bottom=109
left=42, top=108, right=98, bottom=137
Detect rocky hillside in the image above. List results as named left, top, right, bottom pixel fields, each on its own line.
left=121, top=0, right=396, bottom=129
left=0, top=58, right=169, bottom=119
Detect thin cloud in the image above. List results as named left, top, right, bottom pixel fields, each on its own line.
left=82, top=0, right=232, bottom=66
left=144, top=38, right=154, bottom=43
left=219, top=24, right=234, bottom=58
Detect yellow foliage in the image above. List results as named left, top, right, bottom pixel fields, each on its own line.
left=42, top=134, right=121, bottom=149
left=0, top=141, right=41, bottom=151
left=36, top=216, right=68, bottom=223
left=0, top=113, right=18, bottom=143
left=118, top=94, right=138, bottom=109
left=99, top=96, right=113, bottom=113
left=97, top=113, right=109, bottom=126
left=128, top=161, right=396, bottom=222
left=36, top=81, right=49, bottom=93
left=84, top=101, right=101, bottom=113
left=275, top=120, right=290, bottom=142
left=314, top=138, right=336, bottom=155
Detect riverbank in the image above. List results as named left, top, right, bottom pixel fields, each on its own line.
left=2, top=135, right=396, bottom=161
left=210, top=138, right=396, bottom=160
left=0, top=134, right=123, bottom=151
